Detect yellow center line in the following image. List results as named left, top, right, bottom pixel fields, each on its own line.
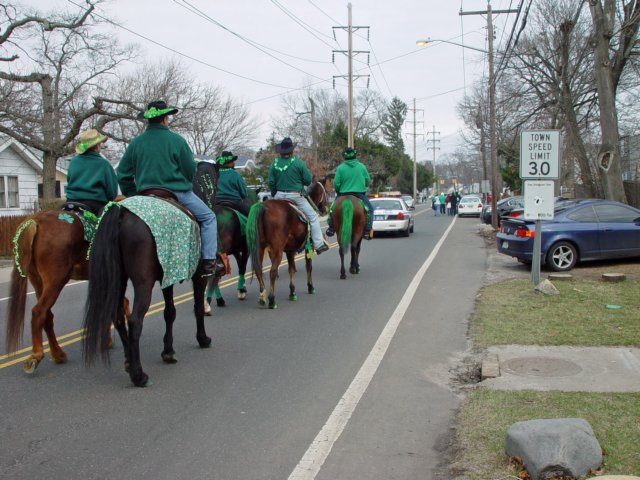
left=0, top=244, right=337, bottom=369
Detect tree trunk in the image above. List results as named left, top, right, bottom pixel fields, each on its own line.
left=589, top=0, right=627, bottom=202
left=40, top=75, right=58, bottom=202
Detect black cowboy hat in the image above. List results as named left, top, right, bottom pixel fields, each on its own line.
left=342, top=147, right=357, bottom=159
left=275, top=137, right=296, bottom=154
left=136, top=100, right=179, bottom=120
left=217, top=150, right=238, bottom=165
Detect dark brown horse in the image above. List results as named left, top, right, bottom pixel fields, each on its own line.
left=82, top=199, right=210, bottom=387
left=6, top=209, right=123, bottom=373
left=330, top=195, right=367, bottom=279
left=245, top=180, right=328, bottom=309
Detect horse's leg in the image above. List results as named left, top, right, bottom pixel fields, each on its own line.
left=192, top=274, right=211, bottom=348
left=236, top=249, right=248, bottom=300
left=161, top=286, right=177, bottom=363
left=286, top=251, right=297, bottom=301
left=306, top=255, right=315, bottom=294
left=267, top=248, right=283, bottom=309
left=113, top=286, right=130, bottom=372
left=257, top=245, right=268, bottom=306
left=352, top=238, right=362, bottom=274
left=24, top=276, right=68, bottom=373
left=127, top=282, right=154, bottom=387
left=339, top=245, right=347, bottom=279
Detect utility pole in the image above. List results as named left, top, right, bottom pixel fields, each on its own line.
left=461, top=1, right=518, bottom=228
left=406, top=98, right=424, bottom=201
left=333, top=3, right=369, bottom=148
left=425, top=126, right=440, bottom=195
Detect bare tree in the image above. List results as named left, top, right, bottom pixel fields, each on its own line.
left=588, top=0, right=640, bottom=201
left=0, top=1, right=137, bottom=201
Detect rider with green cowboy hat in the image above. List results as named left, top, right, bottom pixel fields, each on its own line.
left=117, top=100, right=225, bottom=277
left=268, top=137, right=329, bottom=254
left=65, top=128, right=118, bottom=216
left=213, top=150, right=250, bottom=216
left=326, top=147, right=374, bottom=240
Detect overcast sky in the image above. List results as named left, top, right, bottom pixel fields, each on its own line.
left=19, top=0, right=521, bottom=161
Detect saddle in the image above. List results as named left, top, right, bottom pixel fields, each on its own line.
left=137, top=187, right=196, bottom=222
left=61, top=201, right=92, bottom=215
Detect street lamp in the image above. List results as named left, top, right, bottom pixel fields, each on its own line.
left=416, top=36, right=499, bottom=227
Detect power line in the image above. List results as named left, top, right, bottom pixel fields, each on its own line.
left=271, top=0, right=337, bottom=48
left=67, top=0, right=296, bottom=90
left=174, top=0, right=330, bottom=83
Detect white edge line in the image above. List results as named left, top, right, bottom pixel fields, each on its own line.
left=0, top=280, right=87, bottom=303
left=288, top=216, right=457, bottom=480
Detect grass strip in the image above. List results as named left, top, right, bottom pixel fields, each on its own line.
left=452, top=389, right=640, bottom=479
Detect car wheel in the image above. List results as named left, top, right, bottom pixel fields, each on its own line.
left=401, top=225, right=410, bottom=237
left=409, top=223, right=414, bottom=233
left=546, top=241, right=577, bottom=272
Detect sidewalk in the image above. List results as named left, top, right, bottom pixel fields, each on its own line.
left=0, top=259, right=13, bottom=284
left=479, top=225, right=640, bottom=393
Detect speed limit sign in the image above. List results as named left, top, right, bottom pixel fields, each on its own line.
left=520, top=130, right=560, bottom=180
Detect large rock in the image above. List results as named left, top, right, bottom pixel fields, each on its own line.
left=534, top=279, right=559, bottom=296
left=505, top=418, right=602, bottom=479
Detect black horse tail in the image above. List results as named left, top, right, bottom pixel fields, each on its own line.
left=246, top=202, right=264, bottom=275
left=6, top=219, right=36, bottom=354
left=83, top=205, right=123, bottom=365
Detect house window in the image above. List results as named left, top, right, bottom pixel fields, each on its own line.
left=0, top=176, right=19, bottom=208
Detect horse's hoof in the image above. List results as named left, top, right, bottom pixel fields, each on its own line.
left=204, top=302, right=212, bottom=316
left=216, top=298, right=226, bottom=307
left=161, top=352, right=177, bottom=364
left=259, top=298, right=266, bottom=306
left=51, top=352, right=68, bottom=364
left=349, top=267, right=358, bottom=274
left=197, top=336, right=212, bottom=348
left=308, top=287, right=316, bottom=294
left=133, top=373, right=151, bottom=387
left=23, top=357, right=41, bottom=374
left=340, top=274, right=347, bottom=279
left=124, top=361, right=130, bottom=373
left=289, top=294, right=298, bottom=301
left=238, top=291, right=247, bottom=301
left=268, top=304, right=278, bottom=309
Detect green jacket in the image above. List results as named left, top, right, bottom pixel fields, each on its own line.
left=268, top=156, right=312, bottom=195
left=334, top=159, right=370, bottom=194
left=216, top=167, right=247, bottom=202
left=65, top=151, right=118, bottom=202
left=117, top=124, right=196, bottom=196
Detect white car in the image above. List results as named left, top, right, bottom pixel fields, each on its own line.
left=457, top=195, right=483, bottom=217
left=402, top=195, right=416, bottom=210
left=370, top=197, right=414, bottom=237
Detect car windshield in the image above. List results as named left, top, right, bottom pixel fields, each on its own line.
left=371, top=200, right=403, bottom=210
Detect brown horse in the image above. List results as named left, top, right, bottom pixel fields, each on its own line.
left=245, top=180, right=328, bottom=309
left=330, top=195, right=367, bottom=279
left=6, top=209, right=123, bottom=373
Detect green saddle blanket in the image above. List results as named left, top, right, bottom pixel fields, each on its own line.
left=215, top=207, right=248, bottom=237
left=117, top=197, right=200, bottom=288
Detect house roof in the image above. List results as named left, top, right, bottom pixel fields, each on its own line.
left=0, top=135, right=68, bottom=175
left=193, top=154, right=256, bottom=170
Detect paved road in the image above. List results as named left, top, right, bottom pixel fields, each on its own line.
left=0, top=206, right=487, bottom=480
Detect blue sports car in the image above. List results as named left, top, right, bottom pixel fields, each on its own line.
left=496, top=199, right=640, bottom=271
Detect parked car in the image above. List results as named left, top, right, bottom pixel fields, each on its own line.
left=402, top=195, right=416, bottom=210
left=481, top=195, right=524, bottom=225
left=457, top=195, right=483, bottom=217
left=496, top=199, right=640, bottom=271
left=370, top=197, right=414, bottom=237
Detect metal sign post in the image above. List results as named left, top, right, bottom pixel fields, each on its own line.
left=520, top=130, right=561, bottom=286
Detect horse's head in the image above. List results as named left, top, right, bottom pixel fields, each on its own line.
left=308, top=180, right=329, bottom=215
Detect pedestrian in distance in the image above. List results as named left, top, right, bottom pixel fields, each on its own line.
left=268, top=137, right=329, bottom=254
left=65, top=128, right=118, bottom=216
left=433, top=194, right=441, bottom=216
left=449, top=191, right=458, bottom=216
left=117, top=100, right=225, bottom=277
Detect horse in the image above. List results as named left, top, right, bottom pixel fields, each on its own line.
left=192, top=162, right=259, bottom=312
left=6, top=208, right=125, bottom=373
left=82, top=197, right=210, bottom=387
left=245, top=179, right=328, bottom=309
left=330, top=195, right=367, bottom=279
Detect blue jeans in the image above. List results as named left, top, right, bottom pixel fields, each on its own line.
left=174, top=190, right=218, bottom=259
left=274, top=191, right=324, bottom=249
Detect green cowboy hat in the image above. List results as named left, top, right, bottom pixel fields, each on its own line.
left=342, top=147, right=357, bottom=159
left=75, top=128, right=107, bottom=154
left=216, top=151, right=238, bottom=166
left=137, top=100, right=179, bottom=120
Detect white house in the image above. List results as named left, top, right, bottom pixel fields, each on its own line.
left=193, top=154, right=256, bottom=171
left=0, top=136, right=68, bottom=216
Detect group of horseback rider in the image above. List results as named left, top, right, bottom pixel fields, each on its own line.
left=66, top=100, right=373, bottom=276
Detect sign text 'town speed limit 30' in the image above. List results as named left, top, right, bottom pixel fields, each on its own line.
left=520, top=130, right=560, bottom=180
